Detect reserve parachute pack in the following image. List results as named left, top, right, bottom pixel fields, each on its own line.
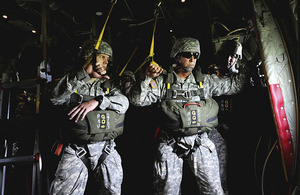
left=63, top=80, right=125, bottom=143
left=64, top=110, right=125, bottom=143
left=159, top=66, right=219, bottom=136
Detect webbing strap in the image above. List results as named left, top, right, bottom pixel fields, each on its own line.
left=134, top=2, right=163, bottom=74
left=70, top=93, right=95, bottom=104
left=165, top=70, right=173, bottom=98
left=149, top=13, right=158, bottom=59
left=70, top=144, right=91, bottom=169
left=82, top=0, right=117, bottom=69
left=71, top=140, right=111, bottom=170
left=119, top=47, right=138, bottom=76
left=164, top=68, right=204, bottom=99
left=98, top=140, right=112, bottom=165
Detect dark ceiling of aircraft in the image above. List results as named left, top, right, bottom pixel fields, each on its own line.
left=0, top=0, right=254, bottom=80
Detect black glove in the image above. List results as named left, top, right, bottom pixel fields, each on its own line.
left=94, top=95, right=103, bottom=105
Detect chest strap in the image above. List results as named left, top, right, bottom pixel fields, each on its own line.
left=166, top=89, right=203, bottom=100
left=164, top=70, right=205, bottom=100
left=70, top=93, right=95, bottom=104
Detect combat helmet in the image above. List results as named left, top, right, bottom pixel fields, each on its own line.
left=217, top=39, right=242, bottom=59
left=170, top=37, right=201, bottom=59
left=79, top=38, right=113, bottom=59
left=121, top=70, right=136, bottom=82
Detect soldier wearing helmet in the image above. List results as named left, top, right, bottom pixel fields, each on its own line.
left=79, top=39, right=113, bottom=78
left=79, top=39, right=113, bottom=59
left=214, top=39, right=243, bottom=76
left=50, top=38, right=129, bottom=194
left=129, top=37, right=249, bottom=195
left=206, top=39, right=244, bottom=194
left=117, top=70, right=136, bottom=96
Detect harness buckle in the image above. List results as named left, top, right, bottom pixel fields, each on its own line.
left=103, top=145, right=112, bottom=155
left=78, top=94, right=83, bottom=104
left=182, top=90, right=192, bottom=99
left=167, top=138, right=176, bottom=146
left=190, top=135, right=202, bottom=153
left=195, top=135, right=202, bottom=145
left=75, top=147, right=87, bottom=159
left=172, top=90, right=177, bottom=98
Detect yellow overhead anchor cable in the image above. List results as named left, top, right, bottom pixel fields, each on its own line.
left=110, top=47, right=138, bottom=82
left=119, top=47, right=138, bottom=76
left=134, top=2, right=164, bottom=74
left=82, top=0, right=117, bottom=69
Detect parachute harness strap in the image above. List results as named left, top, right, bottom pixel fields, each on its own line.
left=82, top=0, right=117, bottom=69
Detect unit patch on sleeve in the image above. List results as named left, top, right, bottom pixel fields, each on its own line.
left=150, top=80, right=158, bottom=89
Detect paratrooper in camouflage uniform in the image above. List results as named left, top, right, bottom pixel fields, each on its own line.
left=208, top=39, right=244, bottom=194
left=117, top=70, right=136, bottom=96
left=129, top=37, right=248, bottom=195
left=50, top=39, right=129, bottom=195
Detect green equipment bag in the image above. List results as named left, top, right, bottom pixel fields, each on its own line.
left=64, top=110, right=125, bottom=143
left=160, top=98, right=219, bottom=136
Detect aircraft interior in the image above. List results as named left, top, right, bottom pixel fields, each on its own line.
left=0, top=0, right=299, bottom=194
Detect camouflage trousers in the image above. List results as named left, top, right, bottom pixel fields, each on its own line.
left=154, top=132, right=224, bottom=195
left=208, top=128, right=228, bottom=194
left=50, top=140, right=123, bottom=195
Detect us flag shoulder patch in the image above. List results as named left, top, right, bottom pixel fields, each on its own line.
left=150, top=80, right=158, bottom=88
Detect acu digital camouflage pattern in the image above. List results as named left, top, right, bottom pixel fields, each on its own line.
left=208, top=128, right=229, bottom=194
left=51, top=68, right=129, bottom=114
left=50, top=141, right=123, bottom=195
left=79, top=39, right=113, bottom=58
left=153, top=133, right=224, bottom=195
left=170, top=37, right=201, bottom=58
left=121, top=70, right=136, bottom=82
left=50, top=66, right=129, bottom=194
left=129, top=36, right=249, bottom=195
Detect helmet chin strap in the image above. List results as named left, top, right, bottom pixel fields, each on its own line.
left=181, top=66, right=193, bottom=73
left=175, top=60, right=194, bottom=73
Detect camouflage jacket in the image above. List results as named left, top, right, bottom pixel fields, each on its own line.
left=129, top=68, right=247, bottom=107
left=51, top=68, right=129, bottom=114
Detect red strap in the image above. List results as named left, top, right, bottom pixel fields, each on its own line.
left=154, top=126, right=160, bottom=140
left=54, top=142, right=64, bottom=156
left=183, top=102, right=201, bottom=108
